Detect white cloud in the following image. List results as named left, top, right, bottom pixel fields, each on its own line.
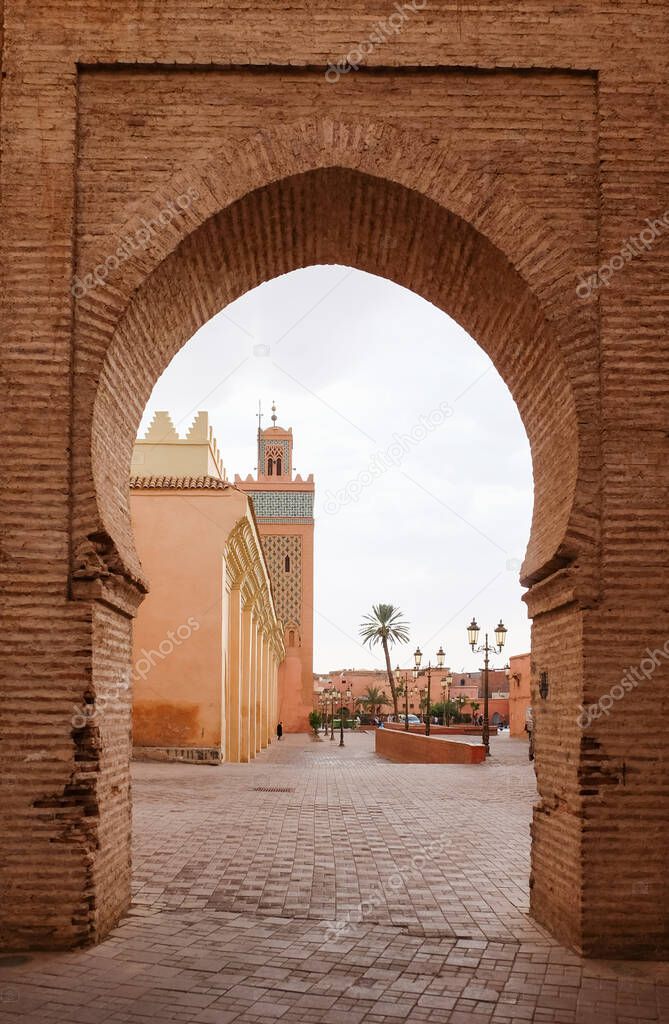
left=140, top=266, right=533, bottom=673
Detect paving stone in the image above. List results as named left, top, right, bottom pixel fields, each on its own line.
left=1, top=735, right=667, bottom=1022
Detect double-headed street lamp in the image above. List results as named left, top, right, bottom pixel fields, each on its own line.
left=324, top=681, right=351, bottom=746
left=326, top=686, right=336, bottom=741
left=467, top=617, right=507, bottom=757
left=338, top=680, right=352, bottom=747
left=413, top=645, right=446, bottom=736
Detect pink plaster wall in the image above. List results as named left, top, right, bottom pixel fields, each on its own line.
left=129, top=488, right=246, bottom=750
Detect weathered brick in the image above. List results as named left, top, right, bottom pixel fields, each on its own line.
left=1, top=0, right=667, bottom=959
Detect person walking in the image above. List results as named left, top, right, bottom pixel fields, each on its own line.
left=276, top=721, right=283, bottom=741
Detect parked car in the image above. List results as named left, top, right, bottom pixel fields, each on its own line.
left=397, top=714, right=421, bottom=725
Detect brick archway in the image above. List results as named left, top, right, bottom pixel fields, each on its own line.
left=2, top=0, right=668, bottom=972
left=74, top=121, right=597, bottom=596
left=67, top=119, right=601, bottom=951
left=4, top=104, right=667, bottom=962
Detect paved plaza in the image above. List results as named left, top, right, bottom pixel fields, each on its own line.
left=1, top=733, right=667, bottom=1023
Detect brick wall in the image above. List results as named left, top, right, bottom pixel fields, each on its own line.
left=376, top=729, right=486, bottom=765
left=1, top=0, right=667, bottom=958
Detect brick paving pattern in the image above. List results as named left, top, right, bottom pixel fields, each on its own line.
left=1, top=733, right=667, bottom=1023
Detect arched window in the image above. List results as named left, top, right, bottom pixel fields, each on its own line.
left=288, top=630, right=295, bottom=646
left=267, top=457, right=274, bottom=476
left=276, top=457, right=282, bottom=475
left=284, top=555, right=290, bottom=572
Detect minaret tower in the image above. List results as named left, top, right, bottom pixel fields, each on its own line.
left=235, top=402, right=315, bottom=733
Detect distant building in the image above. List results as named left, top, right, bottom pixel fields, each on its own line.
left=314, top=669, right=413, bottom=715
left=235, top=403, right=315, bottom=733
left=315, top=665, right=509, bottom=722
left=129, top=411, right=284, bottom=763
left=508, top=652, right=531, bottom=737
left=449, top=669, right=509, bottom=700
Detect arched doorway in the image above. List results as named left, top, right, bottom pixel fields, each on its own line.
left=20, top=122, right=608, bottom=953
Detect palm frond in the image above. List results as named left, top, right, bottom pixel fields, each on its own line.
left=359, top=602, right=410, bottom=647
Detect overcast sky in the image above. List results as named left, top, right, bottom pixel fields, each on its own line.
left=139, top=266, right=533, bottom=674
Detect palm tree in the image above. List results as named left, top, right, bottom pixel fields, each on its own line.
left=359, top=604, right=410, bottom=720
left=470, top=700, right=481, bottom=722
left=357, top=686, right=390, bottom=719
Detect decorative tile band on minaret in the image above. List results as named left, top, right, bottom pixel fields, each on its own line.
left=247, top=490, right=314, bottom=523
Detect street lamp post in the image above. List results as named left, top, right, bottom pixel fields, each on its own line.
left=345, top=686, right=353, bottom=727
left=410, top=675, right=418, bottom=726
left=404, top=672, right=410, bottom=731
left=329, top=687, right=336, bottom=741
left=413, top=646, right=446, bottom=737
left=467, top=617, right=507, bottom=757
left=338, top=680, right=350, bottom=747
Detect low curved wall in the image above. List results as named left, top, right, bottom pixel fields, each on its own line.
left=375, top=729, right=486, bottom=764
left=384, top=723, right=498, bottom=736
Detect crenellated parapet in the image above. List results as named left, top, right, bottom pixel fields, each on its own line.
left=132, top=411, right=226, bottom=481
